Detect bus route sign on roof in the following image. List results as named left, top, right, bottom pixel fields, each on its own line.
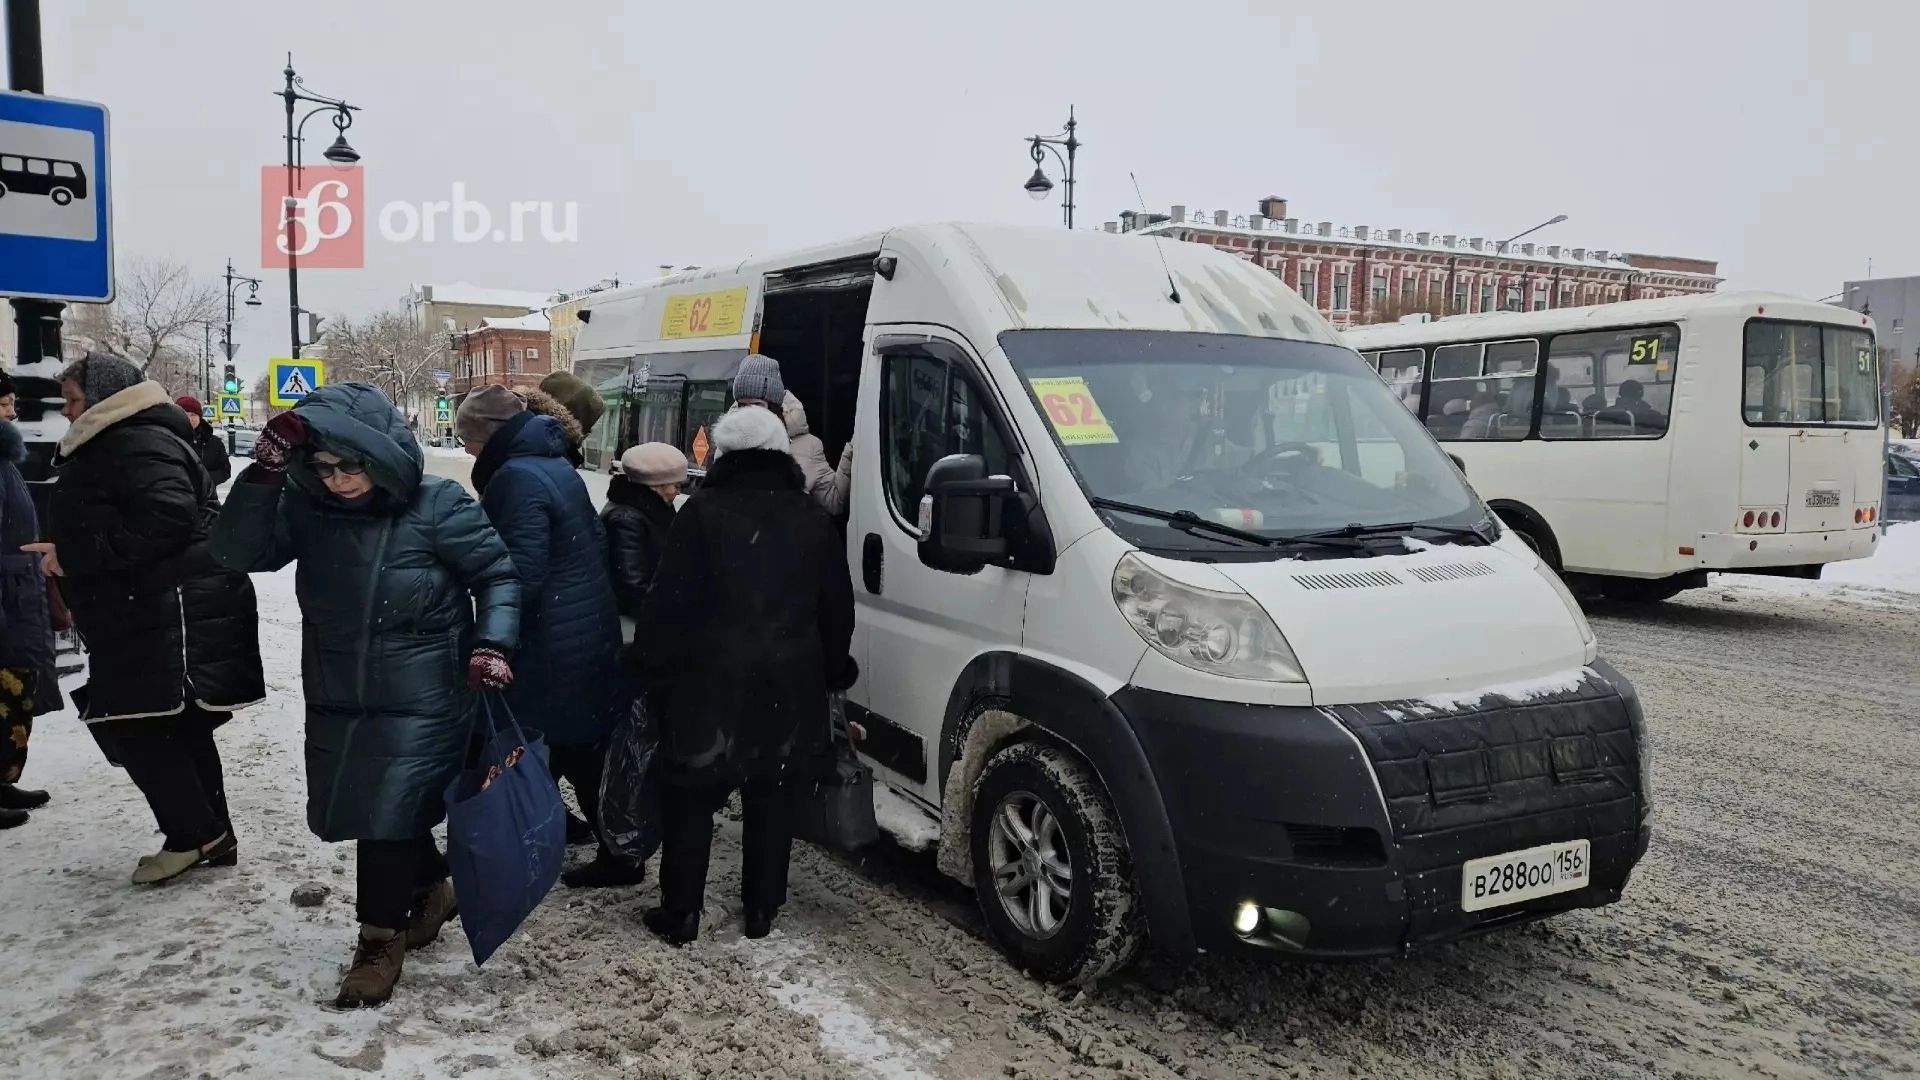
left=0, top=90, right=114, bottom=303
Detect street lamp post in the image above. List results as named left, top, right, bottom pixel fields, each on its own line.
left=222, top=257, right=263, bottom=378
left=278, top=55, right=362, bottom=360
left=1022, top=107, right=1079, bottom=228
left=1495, top=214, right=1567, bottom=312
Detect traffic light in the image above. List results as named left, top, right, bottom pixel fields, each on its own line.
left=222, top=365, right=239, bottom=394
left=436, top=394, right=449, bottom=410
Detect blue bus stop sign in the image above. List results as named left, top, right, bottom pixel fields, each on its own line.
left=0, top=90, right=113, bottom=303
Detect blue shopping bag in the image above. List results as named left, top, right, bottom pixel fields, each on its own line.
left=444, top=695, right=567, bottom=966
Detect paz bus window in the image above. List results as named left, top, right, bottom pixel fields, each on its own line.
left=1825, top=327, right=1879, bottom=425
left=1543, top=326, right=1678, bottom=439
left=1744, top=321, right=1855, bottom=425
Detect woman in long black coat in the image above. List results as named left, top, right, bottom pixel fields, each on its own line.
left=635, top=404, right=855, bottom=944
left=31, top=352, right=264, bottom=884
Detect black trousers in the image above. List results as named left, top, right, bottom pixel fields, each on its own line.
left=356, top=835, right=450, bottom=931
left=549, top=743, right=622, bottom=863
left=658, top=775, right=793, bottom=917
left=106, top=708, right=231, bottom=852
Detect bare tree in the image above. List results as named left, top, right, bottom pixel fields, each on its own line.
left=1892, top=363, right=1920, bottom=440
left=64, top=258, right=221, bottom=370
left=319, top=308, right=452, bottom=421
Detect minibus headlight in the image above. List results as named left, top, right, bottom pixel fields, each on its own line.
left=1538, top=565, right=1598, bottom=663
left=1111, top=554, right=1305, bottom=682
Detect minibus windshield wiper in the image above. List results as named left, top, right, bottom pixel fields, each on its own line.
left=1287, top=520, right=1491, bottom=545
left=1090, top=498, right=1368, bottom=551
left=1090, top=497, right=1274, bottom=548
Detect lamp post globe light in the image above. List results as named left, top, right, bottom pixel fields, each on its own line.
left=1021, top=107, right=1078, bottom=227
left=279, top=55, right=364, bottom=359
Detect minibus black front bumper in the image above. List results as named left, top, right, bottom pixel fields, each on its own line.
left=1112, top=659, right=1650, bottom=958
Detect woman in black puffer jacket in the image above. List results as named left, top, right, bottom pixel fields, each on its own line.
left=0, top=412, right=62, bottom=828
left=33, top=352, right=264, bottom=884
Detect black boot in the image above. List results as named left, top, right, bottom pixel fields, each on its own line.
left=642, top=906, right=698, bottom=946
left=0, top=807, right=28, bottom=830
left=743, top=908, right=776, bottom=940
left=565, top=811, right=594, bottom=846
left=562, top=854, right=647, bottom=889
left=0, top=784, right=49, bottom=811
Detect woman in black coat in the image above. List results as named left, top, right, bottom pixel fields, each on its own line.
left=602, top=442, right=686, bottom=629
left=0, top=415, right=61, bottom=828
left=30, top=353, right=265, bottom=885
left=635, top=404, right=855, bottom=944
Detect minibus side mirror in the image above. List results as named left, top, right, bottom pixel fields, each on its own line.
left=918, top=454, right=1014, bottom=572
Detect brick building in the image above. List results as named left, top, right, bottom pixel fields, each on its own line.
left=450, top=312, right=552, bottom=399
left=1120, top=196, right=1720, bottom=329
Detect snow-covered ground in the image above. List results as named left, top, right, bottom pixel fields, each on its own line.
left=1716, top=521, right=1920, bottom=601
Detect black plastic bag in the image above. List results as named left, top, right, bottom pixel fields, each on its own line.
left=598, top=684, right=663, bottom=864
left=789, top=694, right=878, bottom=852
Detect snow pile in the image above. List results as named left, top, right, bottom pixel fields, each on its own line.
left=747, top=937, right=948, bottom=1078
left=872, top=781, right=940, bottom=853
left=1413, top=667, right=1590, bottom=713
left=1718, top=522, right=1920, bottom=602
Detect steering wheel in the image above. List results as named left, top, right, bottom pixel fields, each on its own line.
left=1246, top=441, right=1321, bottom=476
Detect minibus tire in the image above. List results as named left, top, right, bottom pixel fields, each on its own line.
left=970, top=741, right=1144, bottom=985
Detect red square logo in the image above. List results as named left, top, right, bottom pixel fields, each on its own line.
left=260, top=165, right=364, bottom=269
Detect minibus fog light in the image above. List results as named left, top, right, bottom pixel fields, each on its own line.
left=1233, top=901, right=1261, bottom=935
left=1111, top=554, right=1305, bottom=682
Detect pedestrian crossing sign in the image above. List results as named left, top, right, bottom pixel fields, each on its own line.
left=199, top=404, right=214, bottom=419
left=267, top=358, right=325, bottom=408
left=217, top=394, right=244, bottom=419
left=435, top=407, right=451, bottom=424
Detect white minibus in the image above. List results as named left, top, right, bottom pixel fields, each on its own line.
left=573, top=224, right=1650, bottom=983
left=1345, top=294, right=1884, bottom=601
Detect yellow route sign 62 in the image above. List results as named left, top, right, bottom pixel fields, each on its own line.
left=660, top=287, right=749, bottom=340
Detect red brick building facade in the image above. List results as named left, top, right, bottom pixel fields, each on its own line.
left=450, top=313, right=552, bottom=399
left=1120, top=196, right=1720, bottom=329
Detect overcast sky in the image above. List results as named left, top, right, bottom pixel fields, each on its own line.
left=8, top=0, right=1906, bottom=382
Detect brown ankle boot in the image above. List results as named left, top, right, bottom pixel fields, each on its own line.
left=405, top=880, right=459, bottom=950
left=334, top=927, right=405, bottom=1008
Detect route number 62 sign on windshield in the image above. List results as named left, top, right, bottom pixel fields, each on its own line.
left=1029, top=377, right=1119, bottom=445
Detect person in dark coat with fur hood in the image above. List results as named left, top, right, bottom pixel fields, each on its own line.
left=456, top=384, right=629, bottom=888
left=213, top=382, right=521, bottom=1009
left=26, top=352, right=265, bottom=883
left=0, top=410, right=62, bottom=829
left=634, top=404, right=856, bottom=945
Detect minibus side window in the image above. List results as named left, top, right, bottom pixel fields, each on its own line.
left=1376, top=348, right=1424, bottom=415
left=879, top=345, right=1015, bottom=527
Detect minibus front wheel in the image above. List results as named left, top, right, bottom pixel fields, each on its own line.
left=970, top=740, right=1145, bottom=985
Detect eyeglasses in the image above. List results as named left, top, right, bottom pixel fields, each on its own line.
left=311, top=460, right=366, bottom=480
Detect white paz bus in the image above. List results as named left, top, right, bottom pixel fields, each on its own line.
left=572, top=224, right=1650, bottom=984
left=1345, top=293, right=1884, bottom=601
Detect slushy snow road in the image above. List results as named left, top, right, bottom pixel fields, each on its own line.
left=2, top=507, right=1915, bottom=1078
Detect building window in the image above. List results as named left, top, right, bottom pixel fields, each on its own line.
left=509, top=349, right=522, bottom=373
left=1333, top=270, right=1351, bottom=311
left=1401, top=273, right=1416, bottom=304
left=1892, top=318, right=1904, bottom=334
left=1478, top=280, right=1494, bottom=312
left=1371, top=269, right=1388, bottom=308
left=1559, top=284, right=1574, bottom=307
left=1298, top=264, right=1319, bottom=307
left=1430, top=277, right=1445, bottom=309
left=1453, top=279, right=1469, bottom=313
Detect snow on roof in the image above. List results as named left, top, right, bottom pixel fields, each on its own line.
left=480, top=312, right=550, bottom=332
left=1130, top=210, right=1721, bottom=281
left=1342, top=291, right=1869, bottom=350
left=416, top=281, right=556, bottom=311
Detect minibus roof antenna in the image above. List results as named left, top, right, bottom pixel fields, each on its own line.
left=1130, top=171, right=1181, bottom=305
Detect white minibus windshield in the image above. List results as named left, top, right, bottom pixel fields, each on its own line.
left=999, top=329, right=1486, bottom=550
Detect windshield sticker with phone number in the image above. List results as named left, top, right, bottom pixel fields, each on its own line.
left=1029, top=377, right=1119, bottom=445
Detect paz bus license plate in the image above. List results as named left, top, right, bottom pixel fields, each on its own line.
left=1806, top=489, right=1841, bottom=508
left=1460, top=839, right=1590, bottom=912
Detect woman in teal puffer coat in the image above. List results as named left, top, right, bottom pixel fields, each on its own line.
left=211, top=383, right=521, bottom=1009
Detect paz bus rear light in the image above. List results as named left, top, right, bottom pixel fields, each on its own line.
left=1737, top=508, right=1784, bottom=534
left=1854, top=505, right=1878, bottom=525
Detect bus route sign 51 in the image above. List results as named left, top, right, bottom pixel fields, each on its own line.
left=0, top=89, right=113, bottom=304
